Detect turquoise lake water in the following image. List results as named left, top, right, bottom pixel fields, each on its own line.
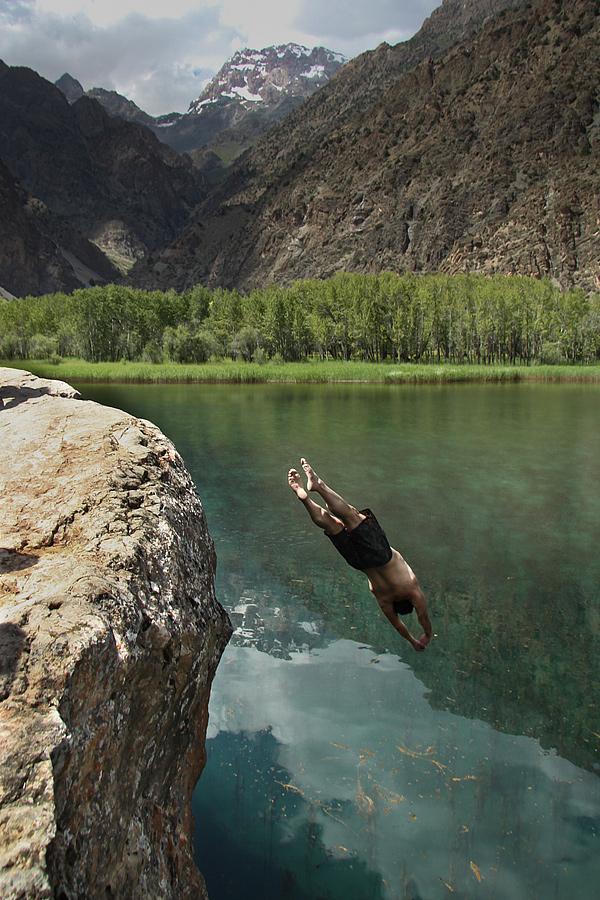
left=76, top=381, right=600, bottom=900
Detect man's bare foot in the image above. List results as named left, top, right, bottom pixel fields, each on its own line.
left=300, top=458, right=320, bottom=493
left=288, top=469, right=308, bottom=501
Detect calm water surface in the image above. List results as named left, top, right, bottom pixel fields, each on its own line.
left=76, top=382, right=600, bottom=900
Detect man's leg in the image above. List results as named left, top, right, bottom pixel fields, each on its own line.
left=300, top=459, right=365, bottom=531
left=288, top=468, right=344, bottom=535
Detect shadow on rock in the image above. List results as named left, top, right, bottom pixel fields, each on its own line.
left=0, top=548, right=40, bottom=572
left=0, top=623, right=27, bottom=683
left=0, top=384, right=52, bottom=411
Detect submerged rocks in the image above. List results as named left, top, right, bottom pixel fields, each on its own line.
left=0, top=368, right=232, bottom=899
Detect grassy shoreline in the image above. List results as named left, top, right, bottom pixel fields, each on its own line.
left=3, top=358, right=600, bottom=385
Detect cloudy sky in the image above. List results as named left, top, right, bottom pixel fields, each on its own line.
left=0, top=0, right=438, bottom=115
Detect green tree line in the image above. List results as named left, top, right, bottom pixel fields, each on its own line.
left=1, top=272, right=599, bottom=365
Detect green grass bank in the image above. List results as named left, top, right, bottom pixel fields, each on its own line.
left=3, top=358, right=600, bottom=385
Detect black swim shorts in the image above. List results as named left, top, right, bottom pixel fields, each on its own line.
left=326, top=509, right=393, bottom=571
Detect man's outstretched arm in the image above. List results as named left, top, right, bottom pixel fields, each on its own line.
left=411, top=586, right=432, bottom=648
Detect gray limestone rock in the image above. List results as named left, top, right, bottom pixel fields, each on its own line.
left=0, top=368, right=232, bottom=899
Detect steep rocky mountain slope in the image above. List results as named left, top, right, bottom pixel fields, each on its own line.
left=0, top=61, right=207, bottom=275
left=0, top=158, right=120, bottom=297
left=0, top=159, right=81, bottom=297
left=126, top=0, right=600, bottom=294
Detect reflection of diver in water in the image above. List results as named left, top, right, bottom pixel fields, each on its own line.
left=288, top=458, right=432, bottom=652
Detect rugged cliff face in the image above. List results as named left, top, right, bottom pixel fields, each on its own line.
left=0, top=159, right=89, bottom=298
left=0, top=369, right=232, bottom=899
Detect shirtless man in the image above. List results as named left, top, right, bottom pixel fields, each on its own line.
left=288, top=459, right=432, bottom=652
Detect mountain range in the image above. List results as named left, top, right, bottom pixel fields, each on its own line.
left=56, top=45, right=347, bottom=182
left=1, top=0, right=599, bottom=300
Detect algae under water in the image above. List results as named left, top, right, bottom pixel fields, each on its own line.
left=76, top=381, right=600, bottom=899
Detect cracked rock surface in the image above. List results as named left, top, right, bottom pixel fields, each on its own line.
left=0, top=368, right=232, bottom=899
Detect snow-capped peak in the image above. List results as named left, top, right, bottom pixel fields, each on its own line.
left=187, top=44, right=347, bottom=116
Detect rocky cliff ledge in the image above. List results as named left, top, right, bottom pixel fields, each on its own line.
left=0, top=369, right=232, bottom=899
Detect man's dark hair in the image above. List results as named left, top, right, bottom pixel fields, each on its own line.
left=393, top=599, right=414, bottom=616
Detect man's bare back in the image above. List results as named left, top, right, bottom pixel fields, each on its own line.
left=289, top=459, right=432, bottom=652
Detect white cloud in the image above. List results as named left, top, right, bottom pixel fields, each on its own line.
left=0, top=0, right=36, bottom=24
left=295, top=0, right=437, bottom=36
left=23, top=1, right=210, bottom=27
left=220, top=0, right=304, bottom=50
left=0, top=3, right=240, bottom=114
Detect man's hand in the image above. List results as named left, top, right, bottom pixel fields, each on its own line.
left=412, top=637, right=427, bottom=652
